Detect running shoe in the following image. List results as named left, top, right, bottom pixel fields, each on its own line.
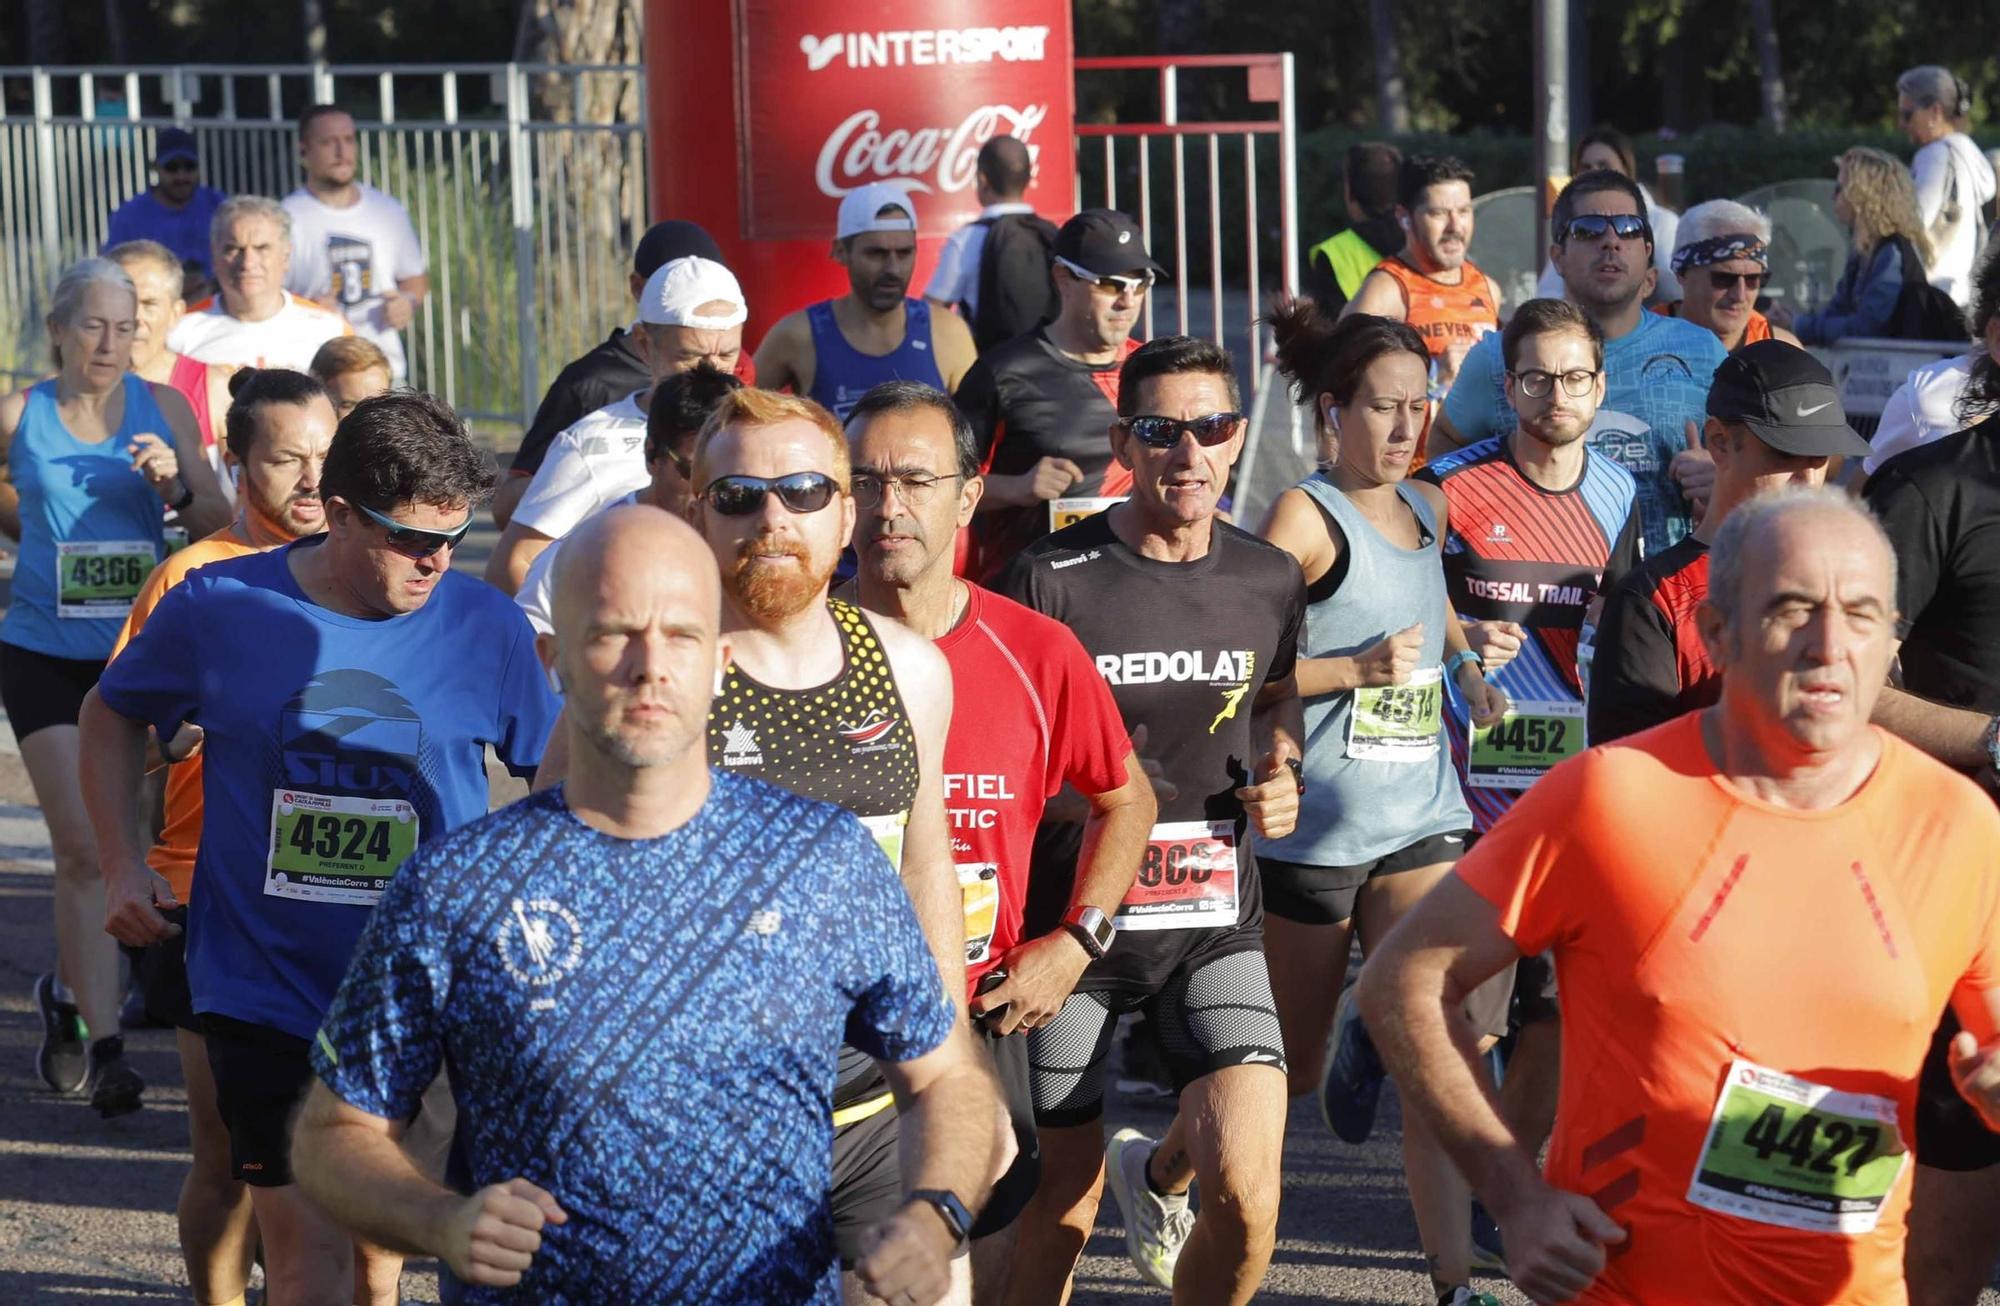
left=1437, top=1287, right=1503, bottom=1306
left=86, top=1037, right=145, bottom=1118
left=1469, top=1198, right=1506, bottom=1272
left=1318, top=986, right=1386, bottom=1144
left=34, top=972, right=88, bottom=1094
left=1104, top=1127, right=1194, bottom=1289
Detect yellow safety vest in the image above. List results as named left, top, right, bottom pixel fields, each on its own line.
left=1308, top=228, right=1389, bottom=301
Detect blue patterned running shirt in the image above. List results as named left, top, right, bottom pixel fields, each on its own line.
left=310, top=775, right=955, bottom=1304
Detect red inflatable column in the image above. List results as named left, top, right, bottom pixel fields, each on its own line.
left=645, top=1, right=1076, bottom=350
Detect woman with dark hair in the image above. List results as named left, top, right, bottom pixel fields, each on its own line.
left=1254, top=301, right=1511, bottom=1306
left=1862, top=243, right=2000, bottom=479
left=1533, top=124, right=1682, bottom=301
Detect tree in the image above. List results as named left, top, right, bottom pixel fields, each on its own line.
left=1369, top=0, right=1411, bottom=133
left=1749, top=0, right=1787, bottom=132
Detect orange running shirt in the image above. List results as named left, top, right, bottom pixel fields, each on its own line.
left=1458, top=715, right=2000, bottom=1306
left=1376, top=255, right=1499, bottom=360
left=109, top=525, right=261, bottom=902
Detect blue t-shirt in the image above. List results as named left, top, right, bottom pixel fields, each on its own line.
left=312, top=778, right=955, bottom=1305
left=104, top=186, right=228, bottom=275
left=95, top=540, right=559, bottom=1039
left=1441, top=310, right=1727, bottom=556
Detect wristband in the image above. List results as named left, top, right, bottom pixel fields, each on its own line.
left=168, top=480, right=195, bottom=513
left=1446, top=649, right=1483, bottom=680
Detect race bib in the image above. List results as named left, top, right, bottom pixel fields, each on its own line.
left=1049, top=496, right=1124, bottom=532
left=860, top=811, right=907, bottom=874
left=1466, top=700, right=1585, bottom=789
left=56, top=539, right=155, bottom=619
left=958, top=862, right=1000, bottom=964
left=1115, top=820, right=1239, bottom=932
left=1687, top=1059, right=1909, bottom=1235
left=1347, top=666, right=1442, bottom=762
left=265, top=790, right=419, bottom=906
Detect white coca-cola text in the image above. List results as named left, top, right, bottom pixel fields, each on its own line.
left=814, top=103, right=1048, bottom=199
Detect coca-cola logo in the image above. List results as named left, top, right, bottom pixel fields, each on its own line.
left=815, top=103, right=1048, bottom=200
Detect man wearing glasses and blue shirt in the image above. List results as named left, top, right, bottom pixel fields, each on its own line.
left=1432, top=171, right=1727, bottom=560
left=78, top=392, right=560, bottom=1305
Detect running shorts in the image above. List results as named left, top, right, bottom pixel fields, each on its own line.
left=0, top=643, right=105, bottom=743
left=122, top=905, right=197, bottom=1032
left=1915, top=1009, right=2000, bottom=1172
left=1262, top=830, right=1472, bottom=925
left=202, top=1014, right=316, bottom=1187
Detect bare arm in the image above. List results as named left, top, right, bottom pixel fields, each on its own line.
left=150, top=383, right=231, bottom=536
left=1873, top=683, right=1994, bottom=771
left=877, top=618, right=968, bottom=1010
left=1427, top=409, right=1472, bottom=457
left=396, top=273, right=430, bottom=307
left=928, top=307, right=979, bottom=393
left=531, top=710, right=569, bottom=792
left=204, top=363, right=234, bottom=451
left=1237, top=673, right=1306, bottom=841
left=79, top=687, right=182, bottom=945
left=485, top=521, right=555, bottom=597
left=0, top=391, right=23, bottom=541
left=1341, top=266, right=1410, bottom=321
left=751, top=311, right=814, bottom=396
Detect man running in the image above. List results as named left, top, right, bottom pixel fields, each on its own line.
left=1359, top=485, right=2000, bottom=1306
left=756, top=185, right=977, bottom=421
left=1589, top=342, right=1868, bottom=744
left=1000, top=337, right=1306, bottom=1306
left=1342, top=154, right=1502, bottom=403
left=1435, top=171, right=1728, bottom=557
left=167, top=196, right=351, bottom=372
left=79, top=393, right=558, bottom=1305
left=309, top=335, right=395, bottom=420
left=107, top=239, right=234, bottom=460
left=955, top=209, right=1164, bottom=580
left=487, top=255, right=747, bottom=594
left=841, top=381, right=1158, bottom=1303
left=292, top=505, right=998, bottom=1306
left=282, top=106, right=429, bottom=382
left=109, top=367, right=336, bottom=1306
left=1654, top=201, right=1803, bottom=353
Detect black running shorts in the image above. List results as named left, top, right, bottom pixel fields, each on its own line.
left=122, top=905, right=198, bottom=1032
left=0, top=642, right=105, bottom=744
left=201, top=1013, right=316, bottom=1187
left=1262, top=830, right=1472, bottom=925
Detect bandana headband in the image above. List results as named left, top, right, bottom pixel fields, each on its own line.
left=1672, top=234, right=1769, bottom=276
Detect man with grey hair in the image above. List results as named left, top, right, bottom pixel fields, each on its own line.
left=1898, top=64, right=1996, bottom=308
left=167, top=194, right=350, bottom=372
left=1358, top=485, right=2000, bottom=1306
left=1656, top=199, right=1802, bottom=353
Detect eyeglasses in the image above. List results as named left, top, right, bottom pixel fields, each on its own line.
left=700, top=472, right=840, bottom=517
left=1117, top=413, right=1244, bottom=449
left=1507, top=368, right=1601, bottom=399
left=1705, top=270, right=1766, bottom=292
left=1055, top=256, right=1154, bottom=295
left=851, top=471, right=963, bottom=508
left=1558, top=213, right=1652, bottom=245
left=348, top=499, right=473, bottom=558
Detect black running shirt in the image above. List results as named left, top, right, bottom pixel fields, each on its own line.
left=1003, top=511, right=1306, bottom=998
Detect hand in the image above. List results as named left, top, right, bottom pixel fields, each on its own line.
left=855, top=1200, right=957, bottom=1306
left=163, top=722, right=205, bottom=764
left=128, top=433, right=184, bottom=504
left=1236, top=747, right=1301, bottom=841
left=1670, top=422, right=1715, bottom=514
left=974, top=931, right=1091, bottom=1035
left=1465, top=620, right=1526, bottom=675
left=1950, top=1030, right=2000, bottom=1132
left=1128, top=724, right=1179, bottom=805
left=438, top=1179, right=568, bottom=1289
left=380, top=291, right=415, bottom=330
left=1354, top=623, right=1424, bottom=688
left=104, top=862, right=181, bottom=946
left=1459, top=670, right=1511, bottom=729
left=1496, top=1183, right=1626, bottom=1304
left=1439, top=339, right=1476, bottom=390
left=1765, top=302, right=1796, bottom=329
left=1023, top=456, right=1085, bottom=503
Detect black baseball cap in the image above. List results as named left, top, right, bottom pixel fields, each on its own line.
left=156, top=127, right=198, bottom=167
left=1053, top=209, right=1167, bottom=280
left=1706, top=340, right=1871, bottom=458
left=633, top=220, right=726, bottom=278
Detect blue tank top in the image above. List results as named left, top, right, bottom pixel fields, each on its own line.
left=1260, top=475, right=1472, bottom=867
left=3, top=374, right=169, bottom=660
left=805, top=298, right=945, bottom=420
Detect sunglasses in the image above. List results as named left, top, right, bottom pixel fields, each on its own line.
left=1117, top=413, right=1244, bottom=449
left=349, top=499, right=473, bottom=558
left=159, top=160, right=199, bottom=174
left=701, top=472, right=840, bottom=517
left=1559, top=213, right=1652, bottom=245
left=1055, top=256, right=1154, bottom=295
left=1705, top=270, right=1766, bottom=292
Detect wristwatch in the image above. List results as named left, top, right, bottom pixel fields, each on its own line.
left=168, top=480, right=195, bottom=512
left=1981, top=714, right=2000, bottom=777
left=1285, top=756, right=1305, bottom=795
left=907, top=1189, right=973, bottom=1248
left=1062, top=905, right=1114, bottom=960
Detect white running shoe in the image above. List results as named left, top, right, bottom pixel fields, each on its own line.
left=1105, top=1127, right=1195, bottom=1289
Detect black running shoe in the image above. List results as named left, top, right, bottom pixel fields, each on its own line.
left=34, top=973, right=88, bottom=1093
left=86, top=1037, right=144, bottom=1118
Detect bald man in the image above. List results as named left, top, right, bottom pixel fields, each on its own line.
left=293, top=507, right=999, bottom=1305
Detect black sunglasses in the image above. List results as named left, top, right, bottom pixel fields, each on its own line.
left=1559, top=213, right=1652, bottom=245
left=350, top=499, right=473, bottom=559
left=1706, top=270, right=1766, bottom=292
left=1117, top=413, right=1244, bottom=449
left=701, top=472, right=840, bottom=517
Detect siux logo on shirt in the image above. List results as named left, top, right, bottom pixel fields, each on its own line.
left=278, top=669, right=425, bottom=799
left=1093, top=649, right=1256, bottom=735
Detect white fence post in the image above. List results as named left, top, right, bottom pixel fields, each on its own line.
left=31, top=70, right=59, bottom=291
left=506, top=63, right=540, bottom=429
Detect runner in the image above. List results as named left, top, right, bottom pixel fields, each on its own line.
left=1342, top=155, right=1502, bottom=407
left=6, top=257, right=228, bottom=1117
left=1304, top=141, right=1403, bottom=316
left=487, top=255, right=747, bottom=594
left=1589, top=343, right=1866, bottom=744
left=1530, top=126, right=1682, bottom=304
left=955, top=208, right=1163, bottom=580
left=1255, top=304, right=1513, bottom=1306
left=1358, top=485, right=2000, bottom=1306
left=282, top=105, right=429, bottom=382
left=79, top=392, right=558, bottom=1303
left=102, top=127, right=227, bottom=294
left=167, top=195, right=352, bottom=372
left=515, top=363, right=744, bottom=636
left=1654, top=201, right=1803, bottom=353
left=106, top=239, right=234, bottom=464
left=1000, top=337, right=1306, bottom=1306
left=923, top=135, right=1058, bottom=350
left=840, top=381, right=1157, bottom=1305
left=755, top=185, right=977, bottom=421
left=290, top=505, right=998, bottom=1306
left=1436, top=171, right=1728, bottom=557
left=109, top=366, right=336, bottom=1306
left=310, top=336, right=395, bottom=420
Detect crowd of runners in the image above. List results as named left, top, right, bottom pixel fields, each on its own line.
left=8, top=60, right=2000, bottom=1306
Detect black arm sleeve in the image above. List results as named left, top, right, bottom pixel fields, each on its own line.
left=1604, top=506, right=1644, bottom=590
left=1588, top=575, right=1682, bottom=745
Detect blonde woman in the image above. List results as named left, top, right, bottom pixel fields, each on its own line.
left=1776, top=148, right=1933, bottom=344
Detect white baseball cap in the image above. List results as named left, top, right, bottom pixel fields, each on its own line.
left=638, top=256, right=748, bottom=329
left=836, top=184, right=918, bottom=240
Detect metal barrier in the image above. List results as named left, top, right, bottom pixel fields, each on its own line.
left=0, top=63, right=645, bottom=427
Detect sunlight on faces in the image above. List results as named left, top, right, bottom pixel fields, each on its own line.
left=1056, top=264, right=1146, bottom=352
left=1554, top=190, right=1655, bottom=313
left=237, top=395, right=336, bottom=536
left=837, top=227, right=918, bottom=312
left=1506, top=328, right=1604, bottom=448
left=324, top=367, right=391, bottom=421
left=215, top=215, right=290, bottom=307
left=1325, top=350, right=1430, bottom=487
left=324, top=496, right=469, bottom=617
left=1112, top=371, right=1243, bottom=529
left=300, top=111, right=358, bottom=188
left=690, top=420, right=853, bottom=622
left=636, top=315, right=744, bottom=380
left=1683, top=259, right=1764, bottom=341
left=1407, top=180, right=1475, bottom=273
left=54, top=281, right=138, bottom=390
left=847, top=407, right=976, bottom=589
left=116, top=256, right=186, bottom=371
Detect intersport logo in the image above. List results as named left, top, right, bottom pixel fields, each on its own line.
left=799, top=27, right=1052, bottom=73
left=814, top=103, right=1048, bottom=199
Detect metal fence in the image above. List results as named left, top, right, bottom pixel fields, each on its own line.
left=0, top=63, right=646, bottom=427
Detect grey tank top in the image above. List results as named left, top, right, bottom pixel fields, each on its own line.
left=1261, top=474, right=1473, bottom=868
